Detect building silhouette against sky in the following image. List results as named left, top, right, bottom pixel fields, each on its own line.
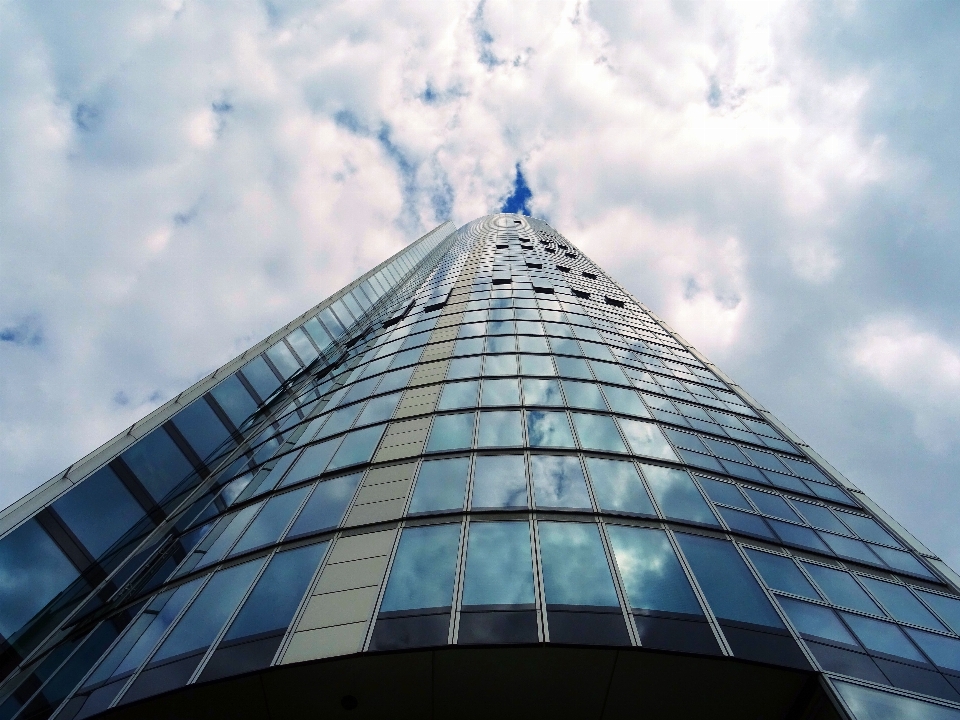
left=1, top=214, right=959, bottom=719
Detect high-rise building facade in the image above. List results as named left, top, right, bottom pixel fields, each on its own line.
left=1, top=214, right=959, bottom=720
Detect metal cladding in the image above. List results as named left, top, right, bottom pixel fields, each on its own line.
left=0, top=215, right=958, bottom=720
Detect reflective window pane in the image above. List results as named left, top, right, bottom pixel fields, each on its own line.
left=471, top=455, right=527, bottom=509
left=618, top=419, right=678, bottom=461
left=841, top=613, right=927, bottom=663
left=697, top=477, right=752, bottom=510
left=229, top=487, right=309, bottom=556
left=286, top=473, right=363, bottom=538
left=530, top=455, right=591, bottom=510
left=641, top=464, right=718, bottom=526
left=476, top=410, right=523, bottom=448
left=526, top=410, right=576, bottom=448
left=571, top=412, right=627, bottom=453
left=519, top=354, right=554, bottom=376
left=601, top=385, right=650, bottom=417
left=481, top=378, right=521, bottom=406
left=585, top=458, right=656, bottom=515
left=408, top=457, right=470, bottom=514
left=380, top=524, right=461, bottom=612
left=437, top=381, right=479, bottom=410
left=858, top=577, right=947, bottom=631
left=521, top=378, right=564, bottom=406
left=461, top=522, right=535, bottom=606
left=916, top=591, right=960, bottom=635
left=801, top=563, right=883, bottom=614
left=538, top=522, right=620, bottom=607
left=744, top=549, right=819, bottom=600
left=778, top=598, right=856, bottom=645
left=426, top=413, right=476, bottom=452
left=561, top=380, right=607, bottom=410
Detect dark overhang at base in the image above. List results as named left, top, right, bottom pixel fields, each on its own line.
left=88, top=645, right=845, bottom=720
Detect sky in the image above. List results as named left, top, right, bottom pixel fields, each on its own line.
left=2, top=0, right=960, bottom=568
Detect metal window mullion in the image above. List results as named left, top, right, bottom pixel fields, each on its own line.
left=449, top=516, right=470, bottom=645
left=361, top=520, right=408, bottom=652
left=530, top=514, right=548, bottom=644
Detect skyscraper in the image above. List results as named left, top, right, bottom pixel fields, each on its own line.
left=1, top=213, right=959, bottom=719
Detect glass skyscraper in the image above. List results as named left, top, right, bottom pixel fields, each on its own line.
left=1, top=213, right=959, bottom=719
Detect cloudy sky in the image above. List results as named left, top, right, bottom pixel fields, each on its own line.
left=2, top=0, right=960, bottom=566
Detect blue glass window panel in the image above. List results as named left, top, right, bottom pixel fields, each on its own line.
left=543, top=321, right=574, bottom=337
left=589, top=361, right=629, bottom=385
left=105, top=579, right=204, bottom=680
left=837, top=513, right=901, bottom=547
left=561, top=381, right=607, bottom=410
left=801, top=563, right=884, bottom=614
left=916, top=592, right=960, bottom=635
left=744, top=550, right=819, bottom=599
left=375, top=366, right=415, bottom=393
left=438, top=381, right=479, bottom=410
left=859, top=578, right=947, bottom=631
left=516, top=320, right=545, bottom=336
left=0, top=520, right=79, bottom=639
left=573, top=325, right=603, bottom=342
left=210, top=375, right=258, bottom=429
left=241, top=356, right=281, bottom=400
left=522, top=378, right=564, bottom=406
left=792, top=501, right=851, bottom=535
left=409, top=457, right=470, bottom=514
left=769, top=520, right=831, bottom=552
left=641, top=464, right=718, bottom=526
left=339, top=377, right=381, bottom=406
left=229, top=487, right=310, bottom=556
left=740, top=448, right=790, bottom=473
left=675, top=534, right=784, bottom=628
left=476, top=410, right=523, bottom=448
left=351, top=286, right=372, bottom=310
left=697, top=477, right=751, bottom=510
left=580, top=342, right=616, bottom=362
left=870, top=545, right=934, bottom=577
left=151, top=559, right=264, bottom=663
left=426, top=413, right=475, bottom=452
left=483, top=354, right=518, bottom=377
left=601, top=385, right=650, bottom=417
left=554, top=356, right=592, bottom=379
left=518, top=336, right=550, bottom=354
left=53, top=467, right=145, bottom=558
left=326, top=425, right=385, bottom=471
left=282, top=439, right=341, bottom=485
left=319, top=308, right=345, bottom=338
left=762, top=470, right=811, bottom=493
left=841, top=613, right=927, bottom=663
left=835, top=679, right=960, bottom=720
left=303, top=317, right=334, bottom=352
left=481, top=378, right=521, bottom=406
left=570, top=412, right=628, bottom=453
left=743, top=489, right=803, bottom=523
left=390, top=347, right=423, bottom=368
left=462, top=522, right=535, bottom=606
left=677, top=449, right=725, bottom=473
left=526, top=410, right=576, bottom=448
left=519, top=354, right=555, bottom=377
left=550, top=338, right=583, bottom=357
left=255, top=450, right=302, bottom=494
left=267, top=342, right=301, bottom=380
left=807, top=483, right=852, bottom=504
left=195, top=503, right=261, bottom=569
left=331, top=299, right=355, bottom=326
left=121, top=427, right=195, bottom=504
left=380, top=524, right=461, bottom=612
left=447, top=356, right=483, bottom=380
left=341, top=292, right=364, bottom=320
left=717, top=507, right=777, bottom=540
left=585, top=458, right=655, bottom=515
left=607, top=525, right=702, bottom=615
left=356, top=392, right=402, bottom=426
left=486, top=320, right=516, bottom=336
left=780, top=458, right=831, bottom=484
left=471, top=455, right=527, bottom=509
left=700, top=438, right=750, bottom=464
left=821, top=533, right=881, bottom=565
left=778, top=598, right=857, bottom=645
left=665, top=429, right=709, bottom=453
left=906, top=629, right=960, bottom=673
left=286, top=473, right=363, bottom=537
left=530, top=455, right=591, bottom=510
left=485, top=335, right=517, bottom=354
left=619, top=420, right=678, bottom=461
left=456, top=326, right=485, bottom=345
left=538, top=522, right=620, bottom=607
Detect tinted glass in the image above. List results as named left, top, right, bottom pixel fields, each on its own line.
left=618, top=420, right=678, bottom=461
left=210, top=374, right=258, bottom=428
left=327, top=425, right=385, bottom=470
left=538, top=522, right=620, bottom=607
left=380, top=524, right=461, bottom=612
left=778, top=598, right=856, bottom=645
left=355, top=392, right=402, bottom=426
left=641, top=464, right=717, bottom=526
left=481, top=378, right=521, bottom=406
left=437, top=381, right=479, bottom=410
left=743, top=489, right=802, bottom=522
left=476, top=410, right=523, bottom=447
left=53, top=467, right=146, bottom=558
left=471, top=455, right=527, bottom=509
left=426, top=413, right=475, bottom=452
left=282, top=439, right=341, bottom=485
left=408, top=457, right=470, bottom=514
left=519, top=354, right=555, bottom=377
left=917, top=591, right=960, bottom=634
left=121, top=427, right=194, bottom=503
left=859, top=577, right=946, bottom=631
left=526, top=410, right=576, bottom=448
left=521, top=378, right=564, bottom=406
left=841, top=613, right=926, bottom=662
left=571, top=413, right=627, bottom=453
left=585, top=458, right=656, bottom=515
left=286, top=473, right=362, bottom=537
left=601, top=386, right=649, bottom=417
left=801, top=563, right=883, bottom=614
left=230, top=488, right=309, bottom=556
left=697, top=477, right=751, bottom=510
left=744, top=549, right=819, bottom=600
left=838, top=513, right=900, bottom=546
left=530, top=455, right=592, bottom=509
left=792, top=501, right=850, bottom=535
left=461, top=522, right=535, bottom=606
left=561, top=381, right=607, bottom=410
left=607, top=526, right=702, bottom=615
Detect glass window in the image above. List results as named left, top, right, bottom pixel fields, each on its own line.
left=281, top=439, right=341, bottom=486
left=303, top=317, right=333, bottom=352
left=561, top=380, right=607, bottom=410
left=916, top=591, right=960, bottom=635
left=121, top=427, right=194, bottom=503
left=801, top=563, right=884, bottom=614
left=326, top=425, right=385, bottom=471
left=518, top=335, right=550, bottom=354
left=519, top=354, right=555, bottom=377
left=461, top=522, right=535, bottom=606
left=380, top=524, right=461, bottom=612
left=858, top=577, right=947, bottom=631
left=471, top=455, right=527, bottom=509
left=374, top=366, right=415, bottom=393
left=241, top=355, right=281, bottom=400
left=210, top=374, right=258, bottom=428
left=53, top=467, right=146, bottom=558
left=151, top=559, right=264, bottom=664
left=485, top=335, right=517, bottom=355
left=220, top=542, right=328, bottom=643
left=550, top=337, right=583, bottom=357
left=700, top=438, right=749, bottom=464
left=742, top=489, right=803, bottom=523
left=426, top=413, right=475, bottom=452
left=355, top=392, right=402, bottom=426
left=791, top=500, right=851, bottom=535
left=697, top=477, right=752, bottom=510
left=339, top=377, right=381, bottom=406
left=834, top=679, right=960, bottom=720
left=777, top=598, right=857, bottom=645
left=319, top=308, right=345, bottom=337
left=769, top=520, right=831, bottom=553
left=589, top=362, right=630, bottom=386
left=870, top=545, right=934, bottom=577
left=717, top=507, right=777, bottom=540
left=618, top=419, right=678, bottom=461
left=453, top=337, right=484, bottom=356
left=409, top=457, right=470, bottom=514
left=820, top=533, right=881, bottom=565
left=526, top=410, right=576, bottom=448
left=675, top=533, right=784, bottom=628
left=437, top=381, right=479, bottom=410
left=476, top=410, right=523, bottom=447
left=838, top=513, right=900, bottom=547
left=530, top=455, right=591, bottom=510
left=481, top=378, right=521, bottom=406
left=266, top=342, right=301, bottom=380
left=522, top=378, right=564, bottom=406
left=641, top=464, right=718, bottom=526
left=538, top=522, right=620, bottom=607
left=906, top=629, right=960, bottom=673
left=841, top=613, right=927, bottom=662
left=286, top=473, right=362, bottom=538
left=194, top=504, right=261, bottom=569
left=316, top=404, right=363, bottom=440
left=601, top=385, right=650, bottom=417
left=554, top=356, right=592, bottom=379
left=607, top=525, right=702, bottom=615
left=744, top=550, right=819, bottom=600
left=570, top=412, right=627, bottom=453
left=229, top=487, right=309, bottom=556
left=483, top=354, right=518, bottom=377
left=585, top=458, right=655, bottom=515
